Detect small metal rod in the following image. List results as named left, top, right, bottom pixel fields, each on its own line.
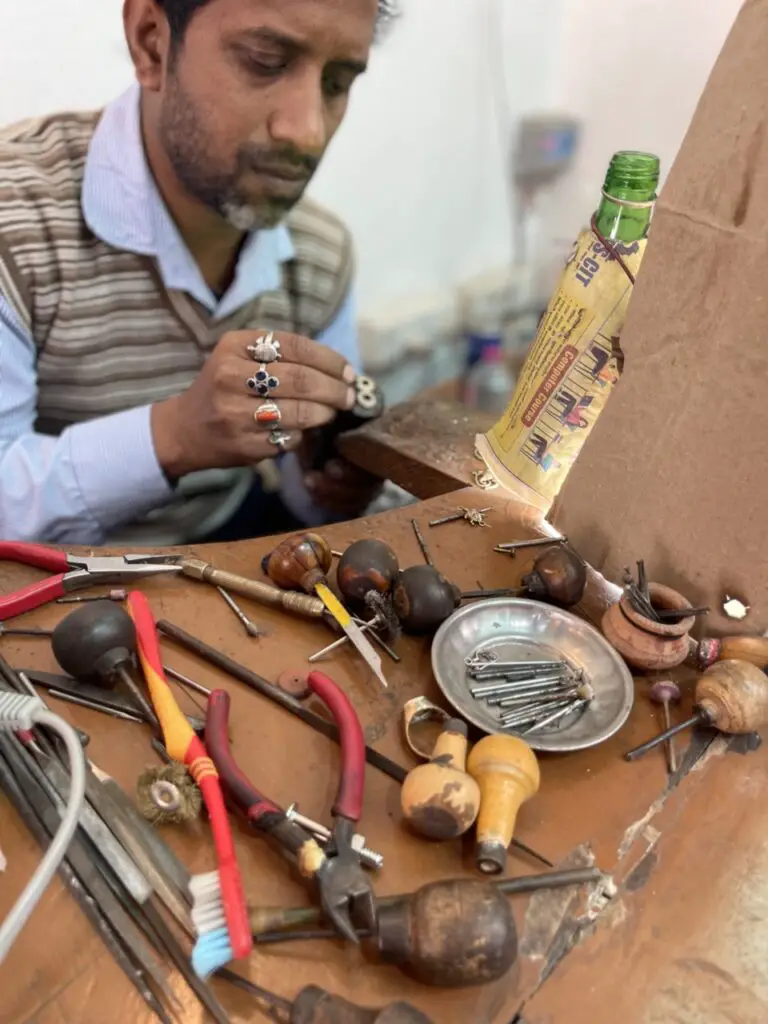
left=411, top=518, right=434, bottom=566
left=500, top=700, right=573, bottom=728
left=308, top=622, right=375, bottom=662
left=0, top=625, right=53, bottom=638
left=655, top=606, right=710, bottom=621
left=495, top=689, right=580, bottom=710
left=47, top=689, right=145, bottom=724
left=162, top=664, right=213, bottom=699
left=57, top=589, right=128, bottom=605
left=364, top=628, right=401, bottom=664
left=495, top=537, right=566, bottom=554
left=117, top=666, right=161, bottom=731
left=524, top=698, right=588, bottom=734
left=331, top=550, right=345, bottom=559
left=470, top=674, right=571, bottom=694
left=624, top=713, right=703, bottom=762
left=467, top=658, right=565, bottom=673
left=217, top=586, right=265, bottom=637
left=309, top=617, right=400, bottom=665
left=461, top=588, right=525, bottom=600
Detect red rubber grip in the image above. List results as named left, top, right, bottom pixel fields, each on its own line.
left=0, top=576, right=66, bottom=620
left=205, top=690, right=281, bottom=824
left=0, top=542, right=71, bottom=573
left=307, top=671, right=365, bottom=822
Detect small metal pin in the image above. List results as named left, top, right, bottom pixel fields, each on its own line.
left=309, top=617, right=400, bottom=664
left=429, top=507, right=492, bottom=528
left=217, top=586, right=266, bottom=638
left=162, top=665, right=213, bottom=699
left=331, top=550, right=345, bottom=559
left=411, top=518, right=434, bottom=566
left=494, top=537, right=567, bottom=556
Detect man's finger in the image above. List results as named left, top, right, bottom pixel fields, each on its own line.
left=269, top=364, right=355, bottom=412
left=231, top=329, right=356, bottom=383
left=252, top=399, right=337, bottom=432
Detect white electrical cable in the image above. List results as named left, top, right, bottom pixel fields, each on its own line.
left=0, top=693, right=86, bottom=964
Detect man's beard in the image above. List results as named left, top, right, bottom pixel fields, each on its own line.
left=159, top=76, right=318, bottom=231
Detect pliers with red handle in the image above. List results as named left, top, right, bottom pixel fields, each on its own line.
left=0, top=543, right=182, bottom=620
left=205, top=670, right=376, bottom=944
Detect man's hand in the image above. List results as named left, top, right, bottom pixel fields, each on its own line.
left=301, top=455, right=383, bottom=518
left=150, top=330, right=357, bottom=480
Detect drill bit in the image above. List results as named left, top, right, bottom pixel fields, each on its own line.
left=217, top=586, right=266, bottom=637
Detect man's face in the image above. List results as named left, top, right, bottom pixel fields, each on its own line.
left=156, top=0, right=377, bottom=230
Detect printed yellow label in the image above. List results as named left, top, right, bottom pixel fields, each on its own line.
left=477, top=228, right=647, bottom=510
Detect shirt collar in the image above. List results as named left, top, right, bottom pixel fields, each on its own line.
left=82, top=84, right=295, bottom=320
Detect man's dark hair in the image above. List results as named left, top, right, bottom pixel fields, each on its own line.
left=157, top=0, right=398, bottom=42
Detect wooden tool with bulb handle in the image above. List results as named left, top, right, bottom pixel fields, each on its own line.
left=263, top=534, right=388, bottom=689
left=626, top=659, right=768, bottom=761
left=688, top=635, right=768, bottom=671
left=400, top=720, right=481, bottom=840
left=466, top=735, right=540, bottom=875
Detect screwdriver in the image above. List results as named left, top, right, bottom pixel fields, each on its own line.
left=218, top=971, right=434, bottom=1023
left=263, top=534, right=388, bottom=689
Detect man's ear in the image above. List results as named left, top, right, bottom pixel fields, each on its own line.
left=123, top=0, right=171, bottom=91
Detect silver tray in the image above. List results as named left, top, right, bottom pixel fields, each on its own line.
left=431, top=598, right=633, bottom=753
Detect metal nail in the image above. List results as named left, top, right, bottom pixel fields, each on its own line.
left=411, top=519, right=434, bottom=567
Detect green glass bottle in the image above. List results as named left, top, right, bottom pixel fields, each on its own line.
left=594, top=150, right=660, bottom=243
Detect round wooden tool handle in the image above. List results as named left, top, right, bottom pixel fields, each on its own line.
left=264, top=534, right=333, bottom=593
left=697, top=659, right=768, bottom=733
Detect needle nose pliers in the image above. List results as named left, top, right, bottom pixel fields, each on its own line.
left=205, top=670, right=377, bottom=943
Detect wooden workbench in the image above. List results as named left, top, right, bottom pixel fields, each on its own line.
left=0, top=489, right=765, bottom=1024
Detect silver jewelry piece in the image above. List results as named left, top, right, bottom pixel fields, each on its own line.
left=247, top=366, right=280, bottom=397
left=247, top=332, right=282, bottom=364
left=269, top=429, right=292, bottom=452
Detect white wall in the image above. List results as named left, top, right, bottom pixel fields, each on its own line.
left=0, top=0, right=747, bottom=315
left=310, top=0, right=563, bottom=310
left=0, top=0, right=560, bottom=314
left=542, top=0, right=745, bottom=248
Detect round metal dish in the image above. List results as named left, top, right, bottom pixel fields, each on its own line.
left=431, top=598, right=633, bottom=753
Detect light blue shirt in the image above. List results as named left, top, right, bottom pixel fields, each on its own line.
left=0, top=85, right=358, bottom=543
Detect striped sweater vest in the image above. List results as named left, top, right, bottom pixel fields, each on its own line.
left=0, top=109, right=353, bottom=438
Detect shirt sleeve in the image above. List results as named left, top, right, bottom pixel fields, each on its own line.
left=279, top=287, right=364, bottom=526
left=0, top=296, right=174, bottom=544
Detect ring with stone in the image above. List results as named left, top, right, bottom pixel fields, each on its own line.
left=269, top=429, right=292, bottom=452
left=247, top=366, right=280, bottom=397
left=247, top=332, right=282, bottom=364
left=254, top=401, right=282, bottom=427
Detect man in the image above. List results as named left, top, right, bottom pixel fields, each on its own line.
left=0, top=0, right=396, bottom=544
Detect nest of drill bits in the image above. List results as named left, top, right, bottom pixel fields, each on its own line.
left=464, top=650, right=594, bottom=736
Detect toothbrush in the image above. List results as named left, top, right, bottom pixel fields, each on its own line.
left=126, top=591, right=252, bottom=977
